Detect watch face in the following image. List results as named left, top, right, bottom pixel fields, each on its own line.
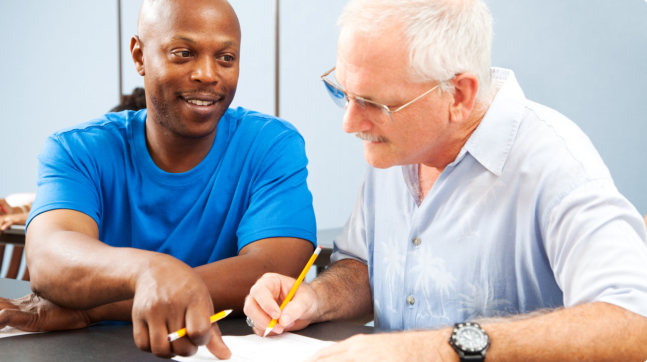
left=454, top=325, right=488, bottom=352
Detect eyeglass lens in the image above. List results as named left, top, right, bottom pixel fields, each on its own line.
left=322, top=79, right=393, bottom=124
left=323, top=80, right=348, bottom=108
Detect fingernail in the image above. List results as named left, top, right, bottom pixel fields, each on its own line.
left=272, top=311, right=281, bottom=320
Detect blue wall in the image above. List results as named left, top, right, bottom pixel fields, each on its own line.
left=1, top=1, right=646, bottom=227
left=487, top=0, right=647, bottom=215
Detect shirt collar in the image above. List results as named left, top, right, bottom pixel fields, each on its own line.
left=461, top=67, right=526, bottom=176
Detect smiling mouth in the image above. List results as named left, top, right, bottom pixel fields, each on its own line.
left=185, top=99, right=215, bottom=106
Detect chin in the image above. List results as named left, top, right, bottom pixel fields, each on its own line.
left=364, top=150, right=397, bottom=169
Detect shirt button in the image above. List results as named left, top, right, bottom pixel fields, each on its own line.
left=407, top=295, right=415, bottom=305
left=412, top=236, right=421, bottom=246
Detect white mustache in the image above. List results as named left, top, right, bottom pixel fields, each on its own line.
left=355, top=132, right=388, bottom=143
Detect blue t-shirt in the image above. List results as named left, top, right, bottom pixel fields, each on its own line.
left=27, top=108, right=317, bottom=267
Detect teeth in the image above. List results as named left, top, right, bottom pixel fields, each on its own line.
left=187, top=99, right=214, bottom=106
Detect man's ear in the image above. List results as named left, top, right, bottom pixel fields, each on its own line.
left=131, top=35, right=145, bottom=76
left=448, top=73, right=479, bottom=123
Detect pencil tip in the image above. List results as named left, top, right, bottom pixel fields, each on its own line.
left=263, top=327, right=272, bottom=338
left=224, top=309, right=233, bottom=316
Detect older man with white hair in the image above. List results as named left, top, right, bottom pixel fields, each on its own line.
left=245, top=0, right=647, bottom=360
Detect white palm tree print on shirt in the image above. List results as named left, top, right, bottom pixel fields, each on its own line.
left=410, top=245, right=456, bottom=320
left=458, top=281, right=517, bottom=320
left=381, top=241, right=406, bottom=313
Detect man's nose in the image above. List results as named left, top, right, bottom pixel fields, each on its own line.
left=342, top=99, right=374, bottom=134
left=191, top=56, right=218, bottom=84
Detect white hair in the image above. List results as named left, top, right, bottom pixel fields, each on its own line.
left=339, top=0, right=494, bottom=103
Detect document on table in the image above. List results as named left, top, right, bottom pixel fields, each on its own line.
left=0, top=326, right=41, bottom=339
left=173, top=333, right=335, bottom=362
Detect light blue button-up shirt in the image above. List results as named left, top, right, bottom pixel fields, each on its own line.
left=331, top=68, right=647, bottom=330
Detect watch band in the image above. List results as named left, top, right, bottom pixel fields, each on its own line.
left=459, top=354, right=486, bottom=361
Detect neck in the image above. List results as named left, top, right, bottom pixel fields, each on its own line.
left=422, top=102, right=490, bottom=171
left=417, top=102, right=490, bottom=202
left=145, top=118, right=217, bottom=174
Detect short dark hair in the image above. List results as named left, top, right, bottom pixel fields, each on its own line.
left=110, top=87, right=147, bottom=112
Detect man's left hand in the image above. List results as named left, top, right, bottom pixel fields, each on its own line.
left=305, top=331, right=458, bottom=362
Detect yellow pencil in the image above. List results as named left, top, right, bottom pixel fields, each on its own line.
left=263, top=246, right=322, bottom=337
left=167, top=309, right=233, bottom=342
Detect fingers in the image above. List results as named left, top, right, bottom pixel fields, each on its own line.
left=133, top=318, right=151, bottom=353
left=0, top=309, right=31, bottom=331
left=244, top=295, right=279, bottom=336
left=205, top=323, right=232, bottom=360
left=249, top=273, right=290, bottom=320
left=0, top=217, right=13, bottom=231
left=182, top=298, right=212, bottom=351
left=149, top=318, right=175, bottom=358
left=278, top=290, right=311, bottom=328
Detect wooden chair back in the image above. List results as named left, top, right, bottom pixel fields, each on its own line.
left=0, top=244, right=29, bottom=281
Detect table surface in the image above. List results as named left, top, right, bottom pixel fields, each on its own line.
left=0, top=278, right=372, bottom=361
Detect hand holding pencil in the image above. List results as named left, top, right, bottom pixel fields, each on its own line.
left=244, top=246, right=323, bottom=337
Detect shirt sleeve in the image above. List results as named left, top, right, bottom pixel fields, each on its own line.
left=235, top=132, right=317, bottom=250
left=26, top=135, right=102, bottom=229
left=331, top=171, right=369, bottom=265
left=544, top=178, right=647, bottom=318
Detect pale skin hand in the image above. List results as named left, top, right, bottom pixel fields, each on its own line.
left=0, top=209, right=313, bottom=359
left=247, top=260, right=647, bottom=361
left=243, top=259, right=372, bottom=336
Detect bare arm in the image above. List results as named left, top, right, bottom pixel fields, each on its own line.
left=27, top=209, right=151, bottom=308
left=88, top=236, right=315, bottom=322
left=306, top=302, right=647, bottom=361
left=480, top=302, right=647, bottom=361
left=20, top=208, right=313, bottom=358
left=27, top=209, right=314, bottom=319
left=309, top=259, right=373, bottom=324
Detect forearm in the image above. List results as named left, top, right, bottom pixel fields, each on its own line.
left=196, top=238, right=314, bottom=315
left=28, top=229, right=164, bottom=310
left=309, top=259, right=373, bottom=324
left=87, top=238, right=314, bottom=322
left=479, top=302, right=647, bottom=361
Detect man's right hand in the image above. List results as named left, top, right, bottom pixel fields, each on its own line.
left=130, top=254, right=231, bottom=359
left=0, top=293, right=91, bottom=332
left=243, top=273, right=321, bottom=337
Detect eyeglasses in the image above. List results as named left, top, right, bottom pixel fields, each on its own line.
left=320, top=66, right=440, bottom=125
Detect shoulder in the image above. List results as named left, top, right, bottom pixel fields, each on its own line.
left=43, top=110, right=142, bottom=163
left=510, top=100, right=611, bottom=182
left=50, top=110, right=140, bottom=149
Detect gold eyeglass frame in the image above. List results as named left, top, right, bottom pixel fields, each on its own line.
left=320, top=66, right=441, bottom=124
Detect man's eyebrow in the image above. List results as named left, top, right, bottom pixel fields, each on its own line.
left=169, top=37, right=238, bottom=48
left=221, top=40, right=238, bottom=48
left=172, top=36, right=196, bottom=43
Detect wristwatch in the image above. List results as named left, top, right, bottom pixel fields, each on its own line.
left=448, top=322, right=490, bottom=361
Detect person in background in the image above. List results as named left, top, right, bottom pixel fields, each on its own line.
left=110, top=87, right=147, bottom=112
left=0, top=0, right=316, bottom=360
left=244, top=0, right=647, bottom=361
left=0, top=194, right=35, bottom=233
left=0, top=86, right=147, bottom=233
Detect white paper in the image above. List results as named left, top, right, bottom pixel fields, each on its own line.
left=0, top=326, right=41, bottom=339
left=173, top=333, right=335, bottom=362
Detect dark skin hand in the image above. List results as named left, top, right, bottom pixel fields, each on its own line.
left=1, top=210, right=313, bottom=359
left=0, top=0, right=313, bottom=359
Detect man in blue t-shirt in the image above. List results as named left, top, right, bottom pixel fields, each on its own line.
left=0, top=0, right=315, bottom=359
